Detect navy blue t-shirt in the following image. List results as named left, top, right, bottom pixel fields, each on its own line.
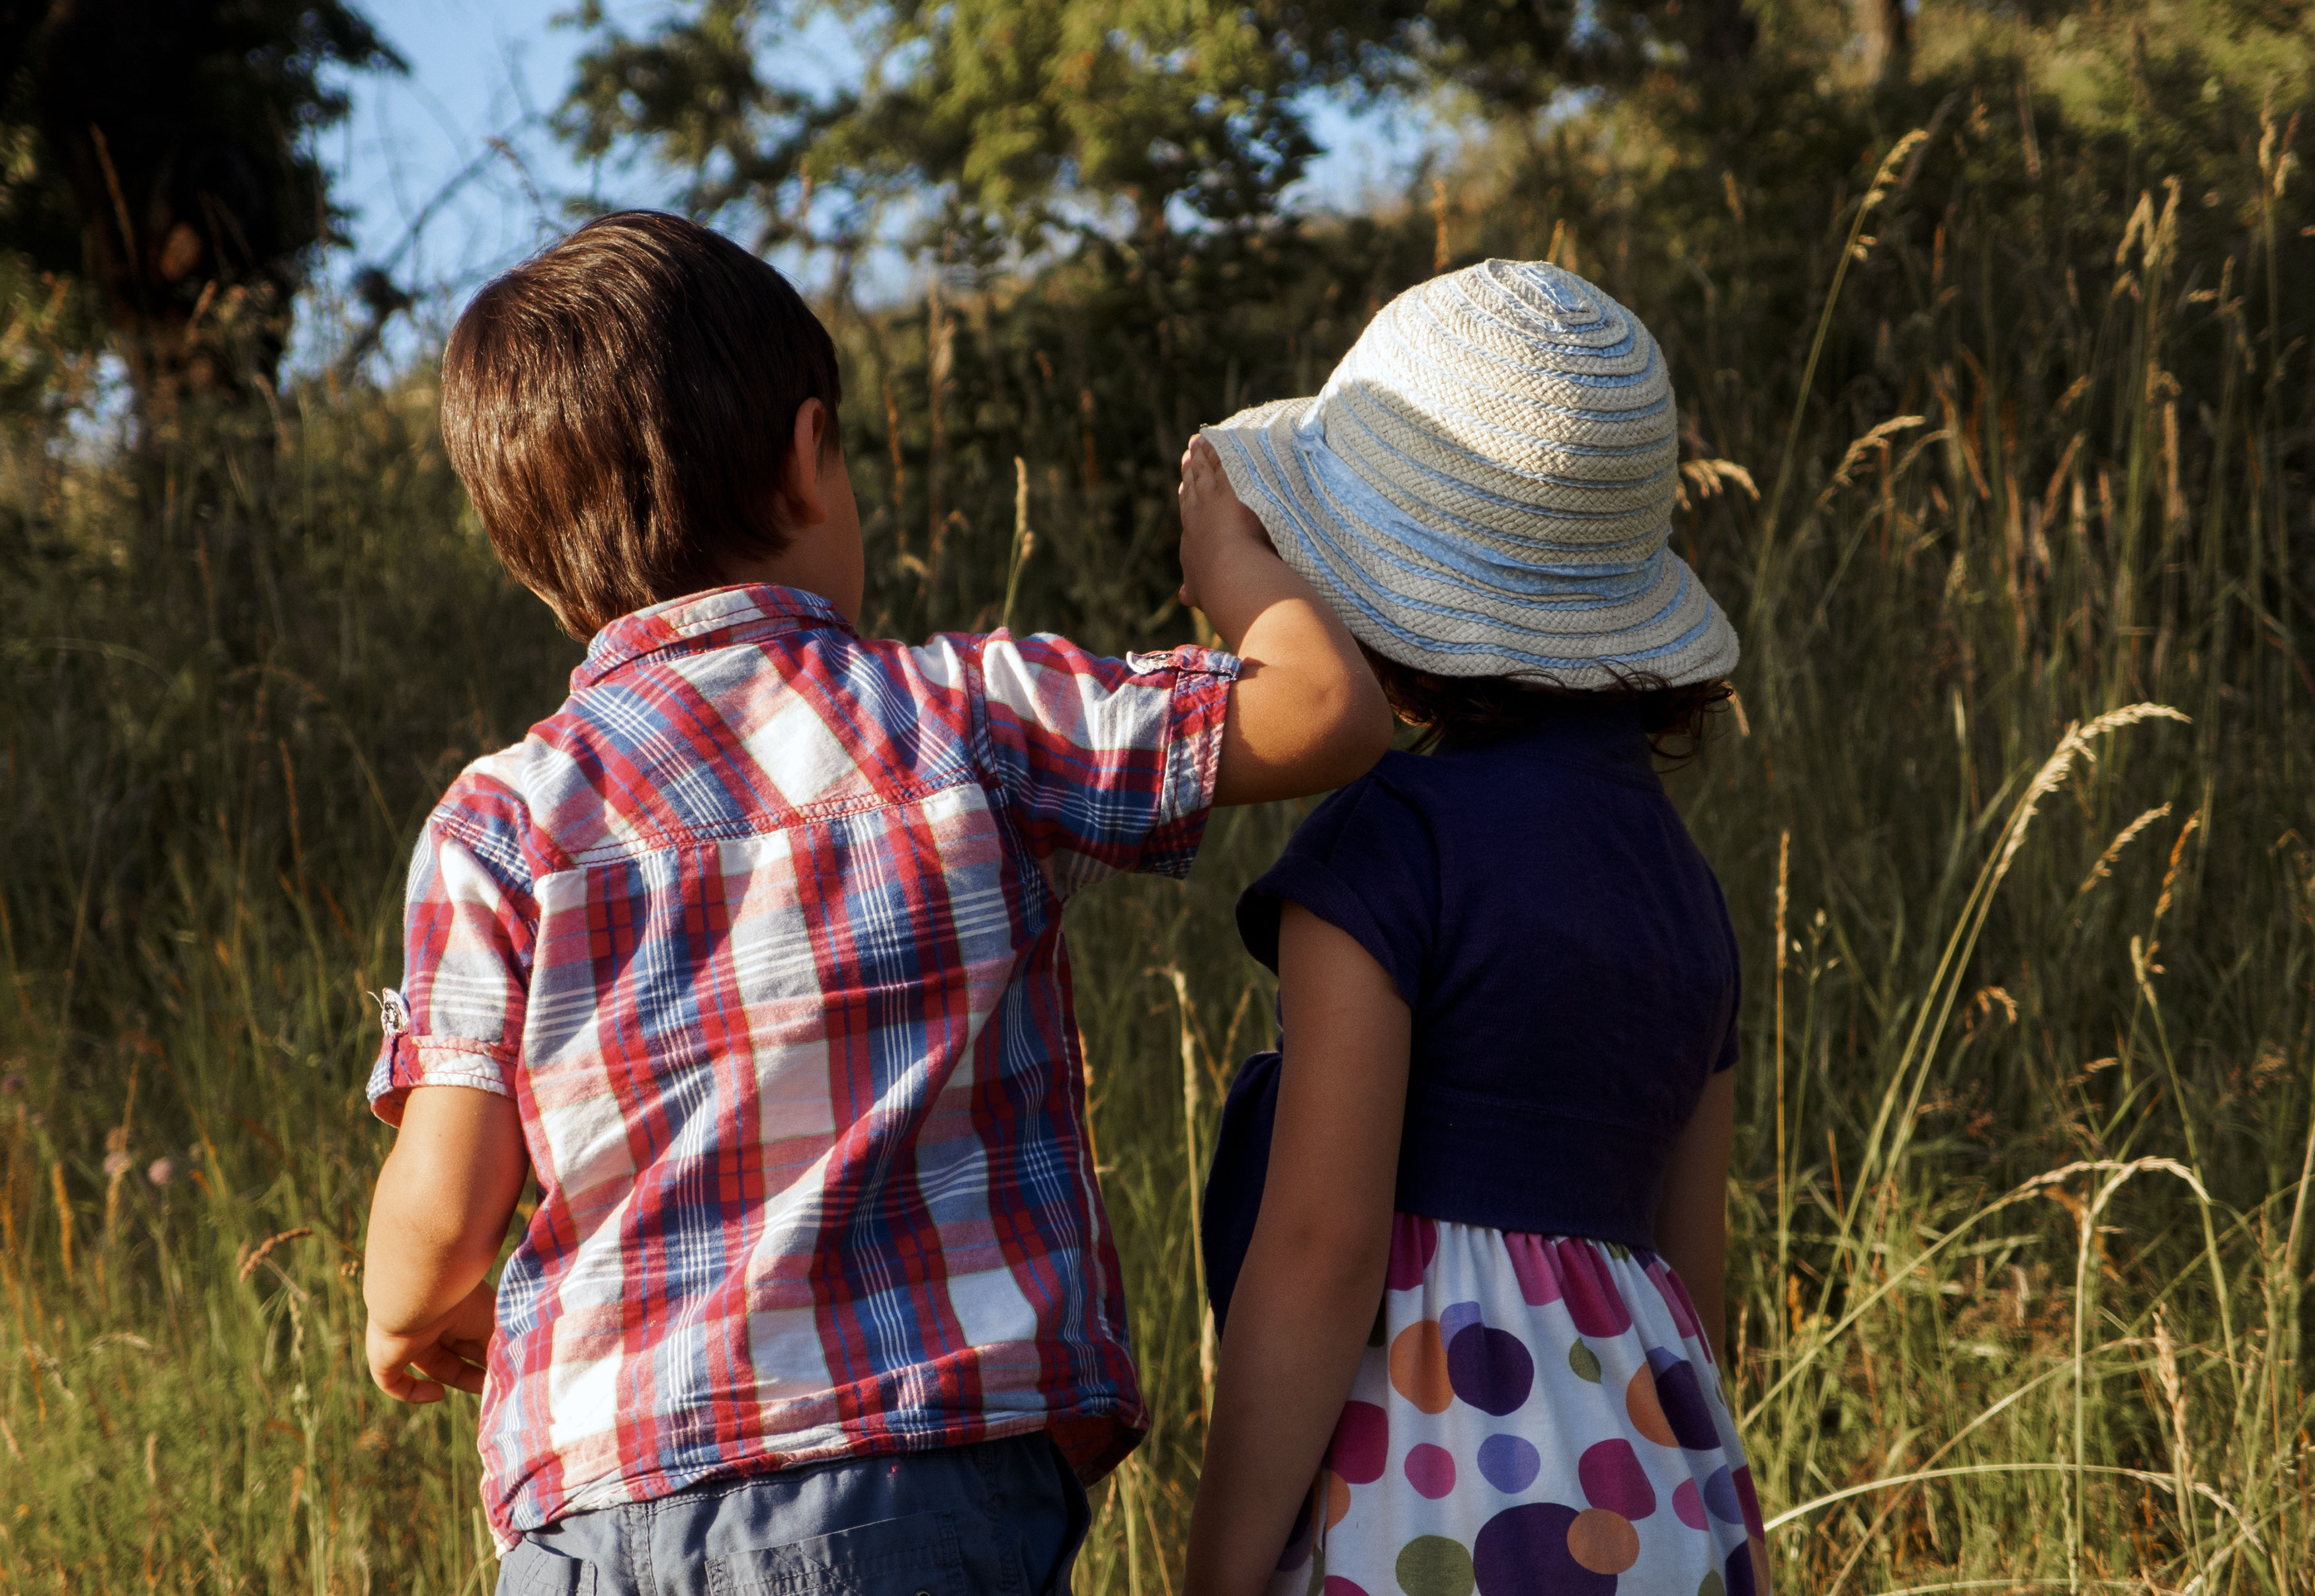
left=1202, top=700, right=1740, bottom=1325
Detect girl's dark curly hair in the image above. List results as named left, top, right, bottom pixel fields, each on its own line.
left=1359, top=646, right=1735, bottom=763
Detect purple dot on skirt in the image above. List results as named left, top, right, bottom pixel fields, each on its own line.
left=1646, top=1346, right=1724, bottom=1450
left=1329, top=1400, right=1390, bottom=1485
left=1405, top=1443, right=1457, bottom=1499
left=1477, top=1433, right=1540, bottom=1494
left=1725, top=1537, right=1761, bottom=1596
left=1673, top=1477, right=1707, bottom=1529
left=1387, top=1215, right=1439, bottom=1290
left=1554, top=1240, right=1634, bottom=1337
left=1472, top=1503, right=1617, bottom=1596
left=1577, top=1437, right=1656, bottom=1519
left=1322, top=1580, right=1371, bottom=1596
left=1447, top=1324, right=1535, bottom=1416
left=1702, top=1464, right=1744, bottom=1524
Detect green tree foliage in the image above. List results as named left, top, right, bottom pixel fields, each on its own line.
left=0, top=0, right=402, bottom=417
left=560, top=0, right=1318, bottom=247
left=557, top=0, right=1777, bottom=253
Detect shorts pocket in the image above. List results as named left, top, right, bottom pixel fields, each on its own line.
left=496, top=1538, right=598, bottom=1596
left=704, top=1511, right=963, bottom=1596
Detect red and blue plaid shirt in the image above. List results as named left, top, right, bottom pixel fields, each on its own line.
left=368, top=583, right=1237, bottom=1543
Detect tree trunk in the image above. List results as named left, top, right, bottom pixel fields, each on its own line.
left=1856, top=0, right=1910, bottom=83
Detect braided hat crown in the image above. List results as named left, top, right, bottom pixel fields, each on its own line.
left=1202, top=259, right=1738, bottom=687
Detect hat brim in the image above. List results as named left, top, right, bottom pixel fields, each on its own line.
left=1202, top=398, right=1740, bottom=689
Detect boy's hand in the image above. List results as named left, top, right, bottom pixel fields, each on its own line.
left=362, top=1085, right=526, bottom=1404
left=1177, top=435, right=1277, bottom=613
left=367, top=1277, right=496, bottom=1403
left=1173, top=432, right=1394, bottom=804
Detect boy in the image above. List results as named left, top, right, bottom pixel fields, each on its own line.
left=359, top=210, right=1390, bottom=1595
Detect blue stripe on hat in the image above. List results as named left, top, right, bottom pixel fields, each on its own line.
left=1293, top=427, right=1666, bottom=604
left=1310, top=403, right=1675, bottom=542
left=1249, top=427, right=1720, bottom=670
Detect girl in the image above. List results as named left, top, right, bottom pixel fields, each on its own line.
left=1181, top=259, right=1767, bottom=1596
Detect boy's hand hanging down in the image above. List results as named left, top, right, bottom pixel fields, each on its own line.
left=366, top=1277, right=495, bottom=1402
left=363, top=1085, right=528, bottom=1404
left=1179, top=435, right=1394, bottom=804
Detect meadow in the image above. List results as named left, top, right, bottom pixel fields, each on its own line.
left=3, top=84, right=2313, bottom=1595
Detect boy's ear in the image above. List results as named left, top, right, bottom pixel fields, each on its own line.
left=778, top=398, right=834, bottom=530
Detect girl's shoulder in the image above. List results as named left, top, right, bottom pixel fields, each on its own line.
left=1284, top=752, right=1441, bottom=865
left=1238, top=757, right=1442, bottom=984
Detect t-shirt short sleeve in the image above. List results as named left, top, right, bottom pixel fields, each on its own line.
left=968, top=632, right=1239, bottom=900
left=1236, top=774, right=1436, bottom=1009
left=366, top=792, right=538, bottom=1127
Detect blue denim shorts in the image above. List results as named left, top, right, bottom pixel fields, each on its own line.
left=495, top=1435, right=1093, bottom=1596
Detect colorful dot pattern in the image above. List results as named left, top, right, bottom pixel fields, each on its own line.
left=1269, top=1218, right=1772, bottom=1596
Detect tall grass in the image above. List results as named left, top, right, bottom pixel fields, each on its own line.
left=3, top=97, right=2311, bottom=1595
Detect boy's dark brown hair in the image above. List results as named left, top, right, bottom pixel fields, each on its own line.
left=441, top=210, right=841, bottom=638
left=1360, top=646, right=1734, bottom=764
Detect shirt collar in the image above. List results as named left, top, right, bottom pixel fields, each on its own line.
left=573, top=583, right=855, bottom=689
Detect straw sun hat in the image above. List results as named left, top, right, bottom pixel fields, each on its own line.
left=1201, top=259, right=1738, bottom=689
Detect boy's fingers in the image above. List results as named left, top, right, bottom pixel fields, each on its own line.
left=369, top=1354, right=443, bottom=1404
left=436, top=1363, right=487, bottom=1396
left=407, top=1342, right=488, bottom=1395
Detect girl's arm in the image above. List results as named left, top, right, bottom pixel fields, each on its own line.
left=1186, top=903, right=1412, bottom=1596
left=1653, top=1067, right=1735, bottom=1365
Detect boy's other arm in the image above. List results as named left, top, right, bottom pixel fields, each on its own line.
left=1179, top=438, right=1394, bottom=805
left=1654, top=1066, right=1734, bottom=1366
left=364, top=1085, right=529, bottom=1402
left=1185, top=904, right=1411, bottom=1596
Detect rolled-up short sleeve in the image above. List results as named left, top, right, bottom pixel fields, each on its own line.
left=969, top=632, right=1238, bottom=899
left=1235, top=778, right=1436, bottom=1008
left=367, top=810, right=538, bottom=1126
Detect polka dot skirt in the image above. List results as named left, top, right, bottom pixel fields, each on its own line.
left=1269, top=1216, right=1771, bottom=1596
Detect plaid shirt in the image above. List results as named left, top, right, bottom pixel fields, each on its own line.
left=368, top=584, right=1236, bottom=1543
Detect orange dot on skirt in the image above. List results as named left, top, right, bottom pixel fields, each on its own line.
left=1326, top=1470, right=1351, bottom=1529
left=1566, top=1507, right=1640, bottom=1575
left=1390, top=1321, right=1454, bottom=1413
left=1625, top=1363, right=1678, bottom=1447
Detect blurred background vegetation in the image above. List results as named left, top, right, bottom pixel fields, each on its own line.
left=2, top=0, right=2312, bottom=1589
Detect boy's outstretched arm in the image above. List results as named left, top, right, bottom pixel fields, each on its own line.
left=1180, top=437, right=1395, bottom=804
left=363, top=1085, right=529, bottom=1403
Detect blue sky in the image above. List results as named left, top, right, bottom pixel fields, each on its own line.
left=311, top=0, right=1461, bottom=364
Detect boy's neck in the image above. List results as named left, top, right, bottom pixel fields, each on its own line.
left=720, top=533, right=864, bottom=627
